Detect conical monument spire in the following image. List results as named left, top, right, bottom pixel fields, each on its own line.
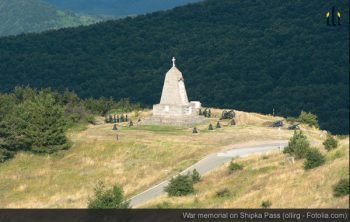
left=159, top=58, right=189, bottom=105
left=142, top=57, right=204, bottom=126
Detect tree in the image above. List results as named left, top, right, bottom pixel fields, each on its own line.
left=88, top=181, right=129, bottom=209
left=164, top=174, right=194, bottom=197
left=216, top=121, right=221, bottom=128
left=191, top=169, right=201, bottom=183
left=298, top=111, right=319, bottom=128
left=1, top=92, right=70, bottom=154
left=303, top=148, right=326, bottom=170
left=283, top=131, right=310, bottom=159
left=208, top=123, right=213, bottom=130
left=323, top=134, right=338, bottom=151
left=333, top=178, right=349, bottom=197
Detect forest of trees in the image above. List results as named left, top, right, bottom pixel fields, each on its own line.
left=0, top=0, right=348, bottom=134
left=0, top=87, right=139, bottom=162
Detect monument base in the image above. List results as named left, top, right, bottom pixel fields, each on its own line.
left=141, top=115, right=206, bottom=127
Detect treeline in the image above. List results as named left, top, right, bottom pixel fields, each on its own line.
left=0, top=0, right=348, bottom=134
left=0, top=87, right=139, bottom=162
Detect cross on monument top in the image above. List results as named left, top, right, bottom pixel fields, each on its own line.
left=172, top=57, right=176, bottom=67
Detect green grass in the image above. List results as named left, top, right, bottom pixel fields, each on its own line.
left=0, top=110, right=336, bottom=208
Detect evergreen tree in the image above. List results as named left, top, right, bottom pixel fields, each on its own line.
left=208, top=123, right=214, bottom=130
left=192, top=127, right=198, bottom=134
left=283, top=131, right=311, bottom=159
left=120, top=114, right=124, bottom=122
left=1, top=93, right=70, bottom=153
left=323, top=134, right=338, bottom=151
left=88, top=182, right=129, bottom=209
left=125, top=115, right=128, bottom=122
left=203, top=109, right=208, bottom=117
left=216, top=121, right=221, bottom=128
left=208, top=109, right=212, bottom=118
left=112, top=124, right=118, bottom=131
left=129, top=121, right=133, bottom=127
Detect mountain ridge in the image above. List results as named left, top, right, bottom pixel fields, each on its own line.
left=0, top=0, right=102, bottom=37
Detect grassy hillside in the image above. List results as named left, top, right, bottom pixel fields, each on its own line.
left=44, top=0, right=202, bottom=16
left=143, top=137, right=349, bottom=208
left=0, top=109, right=321, bottom=208
left=0, top=0, right=101, bottom=37
left=0, top=0, right=348, bottom=134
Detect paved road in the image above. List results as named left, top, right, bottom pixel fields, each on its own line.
left=128, top=141, right=288, bottom=207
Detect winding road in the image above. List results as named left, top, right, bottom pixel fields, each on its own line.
left=128, top=141, right=288, bottom=207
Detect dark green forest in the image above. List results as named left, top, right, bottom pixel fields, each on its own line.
left=0, top=0, right=348, bottom=134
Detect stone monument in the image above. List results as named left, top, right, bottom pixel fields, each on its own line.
left=142, top=57, right=205, bottom=126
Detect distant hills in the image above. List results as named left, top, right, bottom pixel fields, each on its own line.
left=0, top=0, right=348, bottom=134
left=0, top=0, right=102, bottom=37
left=43, top=0, right=202, bottom=16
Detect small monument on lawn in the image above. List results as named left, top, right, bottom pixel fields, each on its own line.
left=142, top=57, right=205, bottom=126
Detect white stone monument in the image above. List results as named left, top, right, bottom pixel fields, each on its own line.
left=143, top=57, right=205, bottom=126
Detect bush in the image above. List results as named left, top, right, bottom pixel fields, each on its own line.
left=229, top=162, right=243, bottom=173
left=298, top=111, right=319, bottom=128
left=191, top=169, right=201, bottom=183
left=261, top=200, right=272, bottom=208
left=303, top=148, right=326, bottom=170
left=333, top=178, right=349, bottom=197
left=85, top=114, right=96, bottom=124
left=88, top=182, right=129, bottom=209
left=165, top=174, right=194, bottom=197
left=283, top=130, right=310, bottom=159
left=0, top=148, right=14, bottom=163
left=323, top=134, right=338, bottom=151
left=216, top=188, right=230, bottom=198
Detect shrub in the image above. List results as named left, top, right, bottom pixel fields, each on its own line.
left=216, top=188, right=230, bottom=197
left=191, top=169, right=201, bottom=183
left=85, top=114, right=96, bottom=124
left=165, top=174, right=194, bottom=197
left=323, top=134, right=338, bottom=151
left=283, top=130, right=310, bottom=159
left=229, top=162, right=243, bottom=173
left=261, top=200, right=272, bottom=208
left=87, top=182, right=129, bottom=209
left=333, top=178, right=349, bottom=197
left=304, top=148, right=326, bottom=170
left=0, top=148, right=14, bottom=163
left=298, top=111, right=319, bottom=128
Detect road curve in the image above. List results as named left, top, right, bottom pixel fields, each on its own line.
left=128, top=141, right=288, bottom=207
